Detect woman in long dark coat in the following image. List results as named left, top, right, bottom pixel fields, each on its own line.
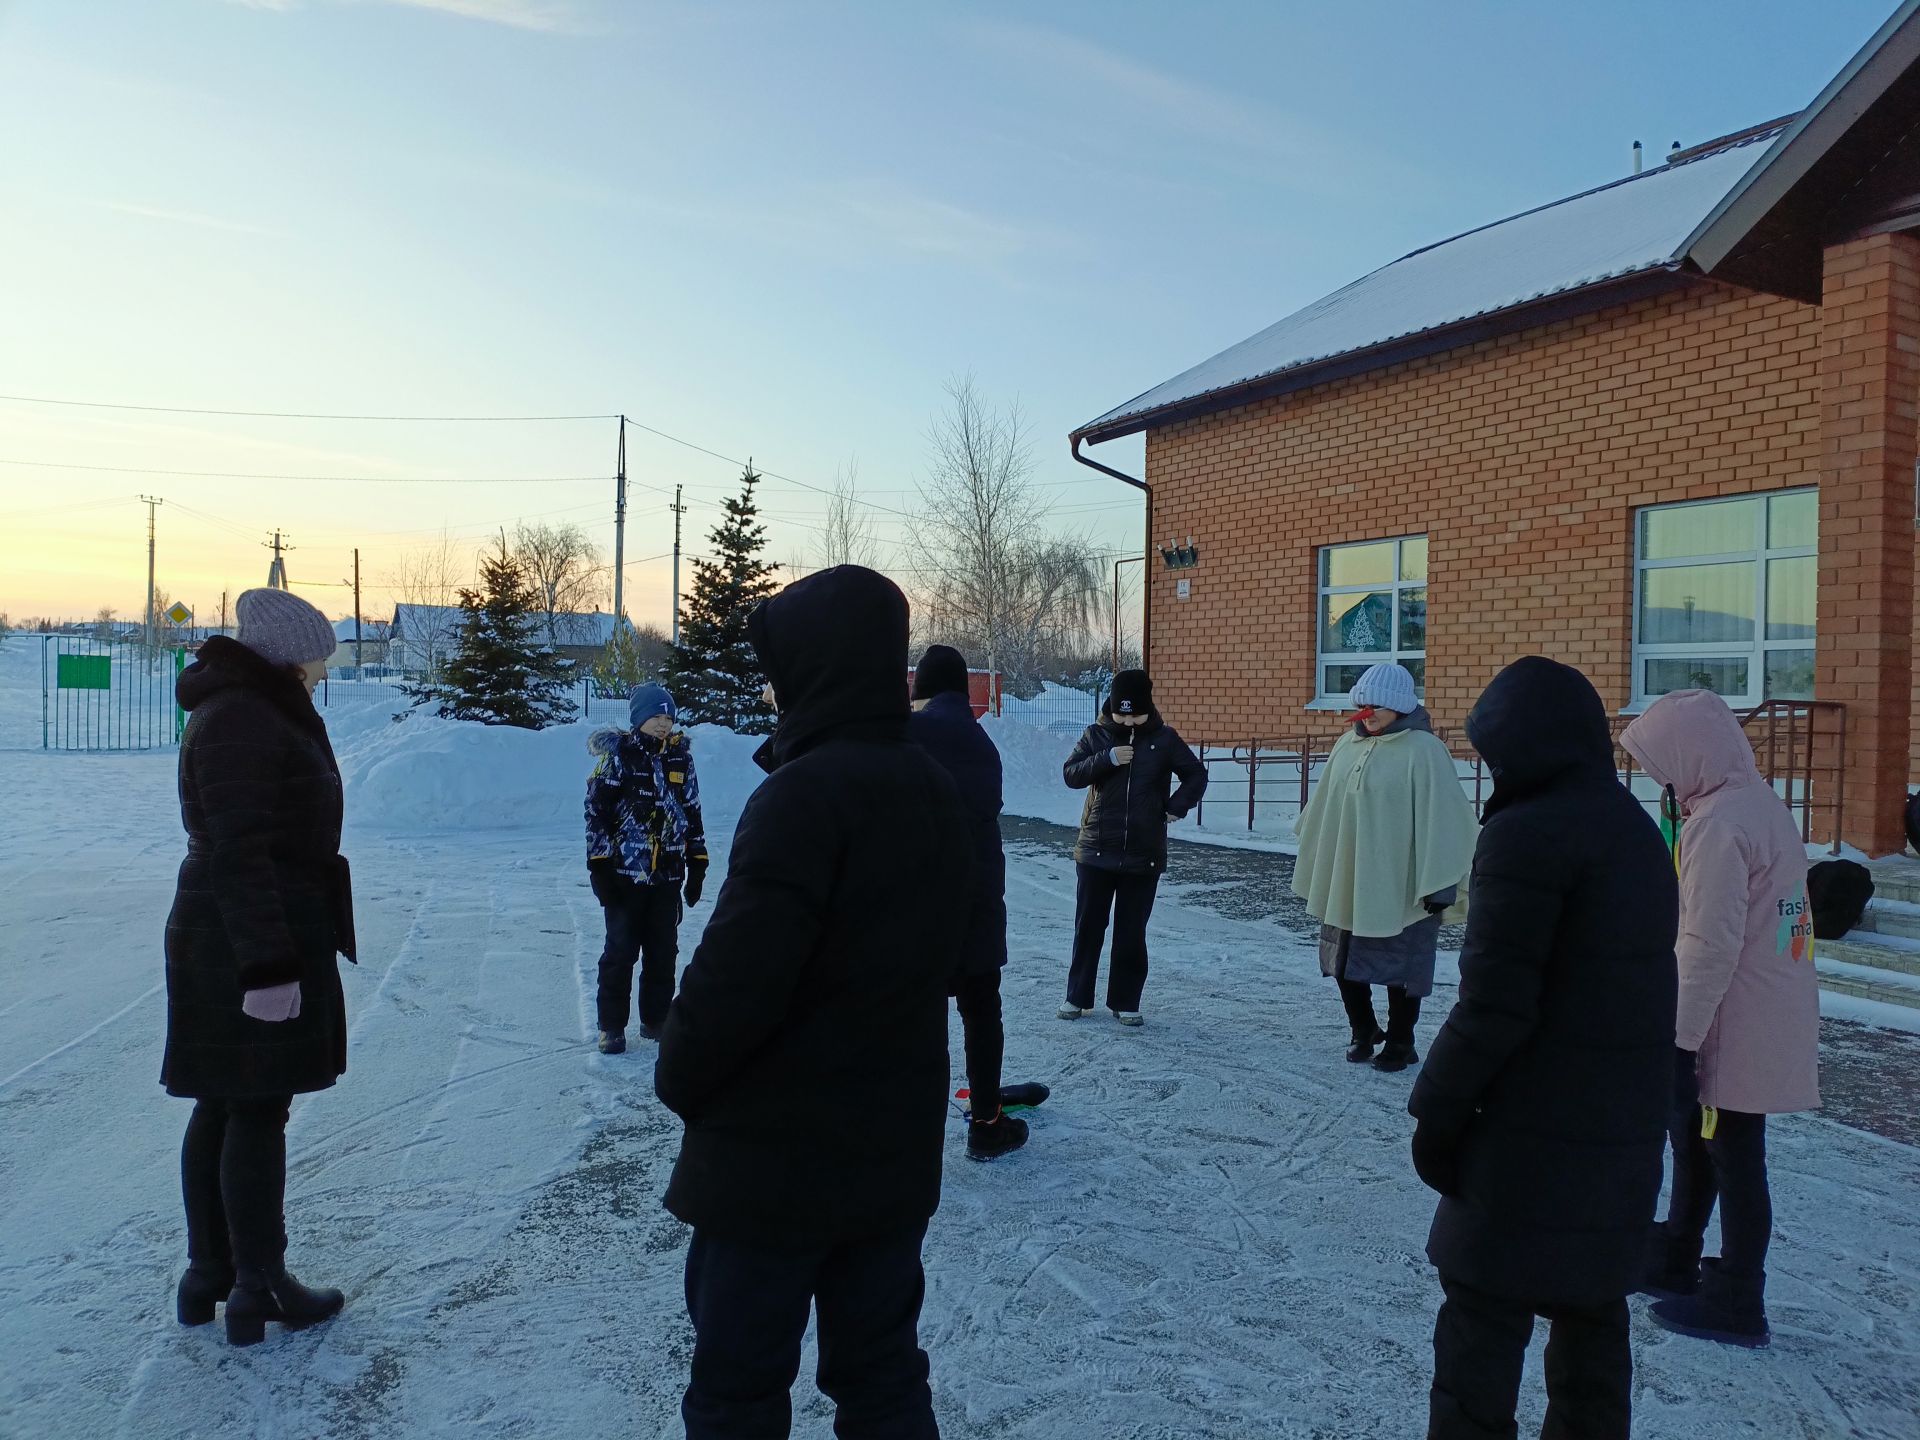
left=165, top=588, right=353, bottom=1346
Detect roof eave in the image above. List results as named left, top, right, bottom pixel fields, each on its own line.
left=1071, top=267, right=1697, bottom=446
left=1684, top=0, right=1920, bottom=274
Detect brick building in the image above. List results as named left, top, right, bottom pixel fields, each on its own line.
left=1072, top=3, right=1920, bottom=855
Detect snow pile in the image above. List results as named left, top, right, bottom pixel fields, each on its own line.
left=327, top=698, right=766, bottom=833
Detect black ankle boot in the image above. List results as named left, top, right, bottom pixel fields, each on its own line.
left=225, top=1268, right=346, bottom=1346
left=1636, top=1220, right=1703, bottom=1300
left=1372, top=1040, right=1420, bottom=1073
left=176, top=1264, right=236, bottom=1327
left=1346, top=1026, right=1386, bottom=1063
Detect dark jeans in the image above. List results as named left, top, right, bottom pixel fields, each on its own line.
left=1336, top=977, right=1421, bottom=1045
left=596, top=875, right=681, bottom=1032
left=181, top=1095, right=293, bottom=1274
left=953, top=969, right=1004, bottom=1119
left=1430, top=1275, right=1631, bottom=1440
left=1067, top=865, right=1160, bottom=1012
left=682, top=1223, right=938, bottom=1440
left=1664, top=1050, right=1772, bottom=1278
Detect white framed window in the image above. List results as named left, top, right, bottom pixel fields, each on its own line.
left=1317, top=536, right=1427, bottom=702
left=1632, top=489, right=1817, bottom=706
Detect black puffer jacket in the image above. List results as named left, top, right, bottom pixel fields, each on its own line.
left=908, top=690, right=1006, bottom=982
left=163, top=637, right=355, bottom=1100
left=1063, top=711, right=1206, bottom=874
left=656, top=566, right=971, bottom=1248
left=1409, top=657, right=1677, bottom=1307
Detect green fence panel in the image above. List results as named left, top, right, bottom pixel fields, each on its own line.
left=56, top=654, right=111, bottom=690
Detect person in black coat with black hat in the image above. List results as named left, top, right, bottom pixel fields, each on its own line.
left=908, top=645, right=1050, bottom=1163
left=1408, top=657, right=1678, bottom=1439
left=1059, top=669, right=1206, bottom=1025
left=164, top=588, right=353, bottom=1347
left=655, top=566, right=971, bottom=1440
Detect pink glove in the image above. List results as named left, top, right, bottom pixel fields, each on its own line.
left=242, top=982, right=303, bottom=1022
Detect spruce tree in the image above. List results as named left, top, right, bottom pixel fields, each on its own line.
left=407, top=537, right=578, bottom=729
left=664, top=464, right=778, bottom=733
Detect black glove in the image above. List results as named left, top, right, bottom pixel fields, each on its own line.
left=1410, top=1121, right=1462, bottom=1197
left=588, top=856, right=618, bottom=906
left=683, top=860, right=707, bottom=908
left=1673, top=1046, right=1700, bottom=1114
left=1423, top=885, right=1458, bottom=916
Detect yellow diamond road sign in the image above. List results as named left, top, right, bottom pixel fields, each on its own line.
left=165, top=602, right=191, bottom=626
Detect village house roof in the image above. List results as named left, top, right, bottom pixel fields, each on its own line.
left=1074, top=0, right=1920, bottom=446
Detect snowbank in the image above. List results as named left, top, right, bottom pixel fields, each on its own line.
left=326, top=695, right=766, bottom=833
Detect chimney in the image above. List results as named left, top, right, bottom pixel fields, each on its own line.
left=1632, top=140, right=1643, bottom=174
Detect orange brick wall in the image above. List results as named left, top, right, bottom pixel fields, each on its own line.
left=1143, top=282, right=1826, bottom=748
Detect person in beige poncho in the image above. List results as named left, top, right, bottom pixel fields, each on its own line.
left=1292, top=663, right=1479, bottom=1071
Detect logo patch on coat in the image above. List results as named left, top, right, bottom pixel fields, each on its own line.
left=1777, top=887, right=1813, bottom=962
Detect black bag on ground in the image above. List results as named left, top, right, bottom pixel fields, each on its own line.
left=1807, top=859, right=1874, bottom=941
left=1905, top=790, right=1920, bottom=857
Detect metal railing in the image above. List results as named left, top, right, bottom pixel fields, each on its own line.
left=39, top=635, right=186, bottom=751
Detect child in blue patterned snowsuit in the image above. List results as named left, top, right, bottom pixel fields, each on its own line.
left=586, top=684, right=707, bottom=1053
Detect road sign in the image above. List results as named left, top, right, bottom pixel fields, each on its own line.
left=165, top=602, right=191, bottom=625
left=56, top=654, right=111, bottom=690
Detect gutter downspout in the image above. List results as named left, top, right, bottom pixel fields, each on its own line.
left=1072, top=434, right=1152, bottom=672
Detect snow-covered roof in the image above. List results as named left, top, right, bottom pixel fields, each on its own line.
left=1078, top=128, right=1785, bottom=440
left=547, top=611, right=628, bottom=647
left=389, top=604, right=627, bottom=647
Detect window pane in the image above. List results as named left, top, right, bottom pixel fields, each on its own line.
left=1323, top=663, right=1373, bottom=697
left=1645, top=657, right=1750, bottom=699
left=1398, top=587, right=1427, bottom=651
left=1638, top=562, right=1756, bottom=643
left=1400, top=536, right=1429, bottom=582
left=1764, top=649, right=1815, bottom=702
left=1324, top=541, right=1397, bottom=588
left=1641, top=498, right=1761, bottom=561
left=1401, top=658, right=1426, bottom=696
left=1321, top=592, right=1393, bottom=653
left=1765, top=556, right=1815, bottom=640
left=1767, top=490, right=1817, bottom=550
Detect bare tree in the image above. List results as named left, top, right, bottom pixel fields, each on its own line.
left=812, top=460, right=880, bottom=571
left=513, top=520, right=607, bottom=650
left=93, top=606, right=118, bottom=642
left=388, top=531, right=468, bottom=677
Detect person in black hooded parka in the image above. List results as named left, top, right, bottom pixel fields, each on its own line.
left=1407, top=657, right=1677, bottom=1439
left=164, top=588, right=353, bottom=1347
left=1059, top=669, right=1205, bottom=1023
left=655, top=566, right=971, bottom=1440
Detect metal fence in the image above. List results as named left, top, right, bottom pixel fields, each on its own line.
left=1190, top=700, right=1847, bottom=852
left=40, top=635, right=185, bottom=751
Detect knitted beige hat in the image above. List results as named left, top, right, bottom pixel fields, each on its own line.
left=235, top=588, right=336, bottom=667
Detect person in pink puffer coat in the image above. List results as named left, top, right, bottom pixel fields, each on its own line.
left=1620, top=689, right=1818, bottom=1348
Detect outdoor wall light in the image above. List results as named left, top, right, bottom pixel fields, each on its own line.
left=1160, top=537, right=1200, bottom=570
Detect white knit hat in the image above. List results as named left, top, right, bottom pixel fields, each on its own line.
left=1349, top=662, right=1419, bottom=714
left=235, top=588, right=336, bottom=667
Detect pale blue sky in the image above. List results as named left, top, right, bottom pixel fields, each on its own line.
left=0, top=0, right=1897, bottom=625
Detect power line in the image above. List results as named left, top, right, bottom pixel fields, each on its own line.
left=0, top=393, right=617, bottom=422
left=621, top=417, right=920, bottom=520
left=0, top=457, right=606, bottom=484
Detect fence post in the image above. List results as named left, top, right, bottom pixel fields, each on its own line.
left=40, top=634, right=49, bottom=750
left=1195, top=742, right=1207, bottom=828
left=1247, top=741, right=1258, bottom=832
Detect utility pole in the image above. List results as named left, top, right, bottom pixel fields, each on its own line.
left=264, top=531, right=293, bottom=589
left=612, top=416, right=628, bottom=624
left=139, top=495, right=162, bottom=653
left=351, top=549, right=363, bottom=669
left=671, top=483, right=686, bottom=645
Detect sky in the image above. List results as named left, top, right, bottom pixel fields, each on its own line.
left=0, top=0, right=1900, bottom=633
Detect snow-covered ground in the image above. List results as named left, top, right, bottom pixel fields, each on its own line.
left=3, top=638, right=1919, bottom=1439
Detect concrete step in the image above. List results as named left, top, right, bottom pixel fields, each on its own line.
left=1853, top=899, right=1920, bottom=943
left=1817, top=955, right=1920, bottom=1011
left=1863, top=865, right=1920, bottom=907
left=1819, top=931, right=1920, bottom=978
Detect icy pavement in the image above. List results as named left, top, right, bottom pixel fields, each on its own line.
left=2, top=746, right=1918, bottom=1438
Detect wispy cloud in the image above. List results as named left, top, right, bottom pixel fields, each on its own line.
left=91, top=200, right=282, bottom=239
left=219, top=0, right=584, bottom=33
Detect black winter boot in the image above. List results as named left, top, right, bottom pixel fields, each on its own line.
left=1346, top=1026, right=1386, bottom=1064
left=966, top=1112, right=1029, bottom=1162
left=1636, top=1221, right=1703, bottom=1300
left=225, top=1268, right=346, bottom=1347
left=176, top=1264, right=236, bottom=1327
left=1650, top=1260, right=1769, bottom=1348
left=1372, top=1040, right=1419, bottom=1073
left=597, top=1029, right=626, bottom=1054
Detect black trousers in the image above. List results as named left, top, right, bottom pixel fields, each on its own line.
left=181, top=1095, right=293, bottom=1274
left=1430, top=1275, right=1631, bottom=1440
left=1665, top=1050, right=1772, bottom=1278
left=952, top=969, right=1004, bottom=1119
left=1067, top=864, right=1159, bottom=1012
left=596, top=875, right=681, bottom=1032
left=1336, top=977, right=1421, bottom=1045
left=682, top=1222, right=938, bottom=1440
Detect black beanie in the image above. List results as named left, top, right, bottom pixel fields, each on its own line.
left=1108, top=669, right=1153, bottom=717
left=912, top=644, right=970, bottom=700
